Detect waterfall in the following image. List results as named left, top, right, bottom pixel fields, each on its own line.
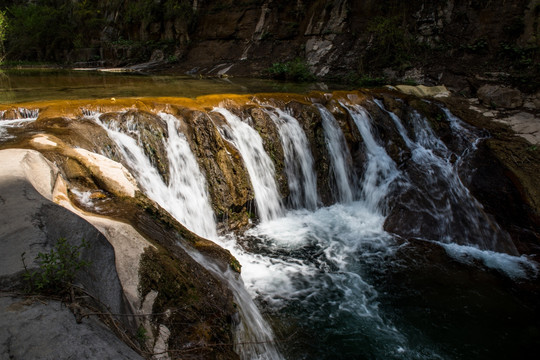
left=159, top=112, right=219, bottom=239
left=0, top=108, right=39, bottom=141
left=212, top=107, right=284, bottom=222
left=94, top=112, right=218, bottom=239
left=374, top=99, right=516, bottom=254
left=342, top=104, right=400, bottom=212
left=315, top=104, right=355, bottom=203
left=264, top=107, right=318, bottom=210
left=186, top=247, right=284, bottom=360
left=95, top=110, right=283, bottom=360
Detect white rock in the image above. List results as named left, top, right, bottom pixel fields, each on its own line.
left=73, top=148, right=139, bottom=197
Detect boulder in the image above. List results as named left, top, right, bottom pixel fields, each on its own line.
left=0, top=149, right=134, bottom=307
left=477, top=85, right=523, bottom=109
left=396, top=85, right=450, bottom=98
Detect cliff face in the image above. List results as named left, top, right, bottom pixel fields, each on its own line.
left=3, top=0, right=539, bottom=91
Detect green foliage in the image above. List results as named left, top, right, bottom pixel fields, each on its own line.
left=361, top=16, right=415, bottom=70
left=266, top=58, right=315, bottom=82
left=124, top=0, right=160, bottom=24
left=167, top=54, right=179, bottom=63
left=5, top=0, right=103, bottom=61
left=345, top=73, right=387, bottom=87
left=0, top=9, right=7, bottom=62
left=22, top=238, right=91, bottom=294
left=499, top=42, right=538, bottom=68
left=136, top=324, right=149, bottom=347
left=402, top=78, right=418, bottom=86
left=164, top=0, right=194, bottom=21
left=461, top=38, right=488, bottom=53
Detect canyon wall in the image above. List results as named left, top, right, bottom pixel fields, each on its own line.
left=2, top=0, right=539, bottom=91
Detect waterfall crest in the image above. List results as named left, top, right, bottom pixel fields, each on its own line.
left=94, top=111, right=218, bottom=239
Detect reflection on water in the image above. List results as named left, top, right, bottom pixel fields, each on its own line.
left=0, top=69, right=340, bottom=103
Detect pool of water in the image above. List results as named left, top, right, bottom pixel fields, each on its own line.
left=0, top=68, right=341, bottom=104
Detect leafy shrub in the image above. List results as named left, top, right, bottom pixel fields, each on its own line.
left=22, top=237, right=91, bottom=294
left=266, top=58, right=315, bottom=82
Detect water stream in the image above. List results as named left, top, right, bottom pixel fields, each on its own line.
left=264, top=107, right=318, bottom=210
left=80, top=96, right=538, bottom=360
left=316, top=104, right=355, bottom=203
left=212, top=107, right=284, bottom=222
left=0, top=108, right=39, bottom=141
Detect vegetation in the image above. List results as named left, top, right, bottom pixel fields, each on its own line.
left=0, top=9, right=7, bottom=62
left=22, top=237, right=90, bottom=294
left=0, top=0, right=194, bottom=63
left=4, top=0, right=102, bottom=61
left=266, top=58, right=315, bottom=82
left=360, top=16, right=416, bottom=71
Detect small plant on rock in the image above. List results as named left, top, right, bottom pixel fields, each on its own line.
left=266, top=58, right=315, bottom=82
left=21, top=237, right=91, bottom=294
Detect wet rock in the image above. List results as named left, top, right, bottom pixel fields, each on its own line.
left=523, top=91, right=540, bottom=110
left=175, top=108, right=254, bottom=230
left=477, top=85, right=523, bottom=109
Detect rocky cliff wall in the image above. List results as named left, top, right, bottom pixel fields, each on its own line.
left=3, top=0, right=539, bottom=92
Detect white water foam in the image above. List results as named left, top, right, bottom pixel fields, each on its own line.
left=94, top=109, right=283, bottom=360
left=0, top=108, right=39, bottom=141
left=374, top=99, right=516, bottom=253
left=440, top=242, right=538, bottom=280
left=343, top=104, right=400, bottom=212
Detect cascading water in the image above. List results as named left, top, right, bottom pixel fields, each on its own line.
left=374, top=99, right=517, bottom=254
left=315, top=104, right=355, bottom=203
left=214, top=99, right=536, bottom=359
left=92, top=110, right=284, bottom=360
left=212, top=107, right=284, bottom=222
left=94, top=111, right=218, bottom=239
left=228, top=99, right=431, bottom=358
left=341, top=103, right=400, bottom=211
left=0, top=108, right=39, bottom=141
left=263, top=107, right=318, bottom=210
left=83, top=97, right=537, bottom=360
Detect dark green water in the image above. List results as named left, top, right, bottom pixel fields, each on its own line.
left=0, top=68, right=339, bottom=103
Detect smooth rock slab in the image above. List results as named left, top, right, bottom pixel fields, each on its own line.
left=495, top=111, right=540, bottom=145
left=0, top=296, right=142, bottom=360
